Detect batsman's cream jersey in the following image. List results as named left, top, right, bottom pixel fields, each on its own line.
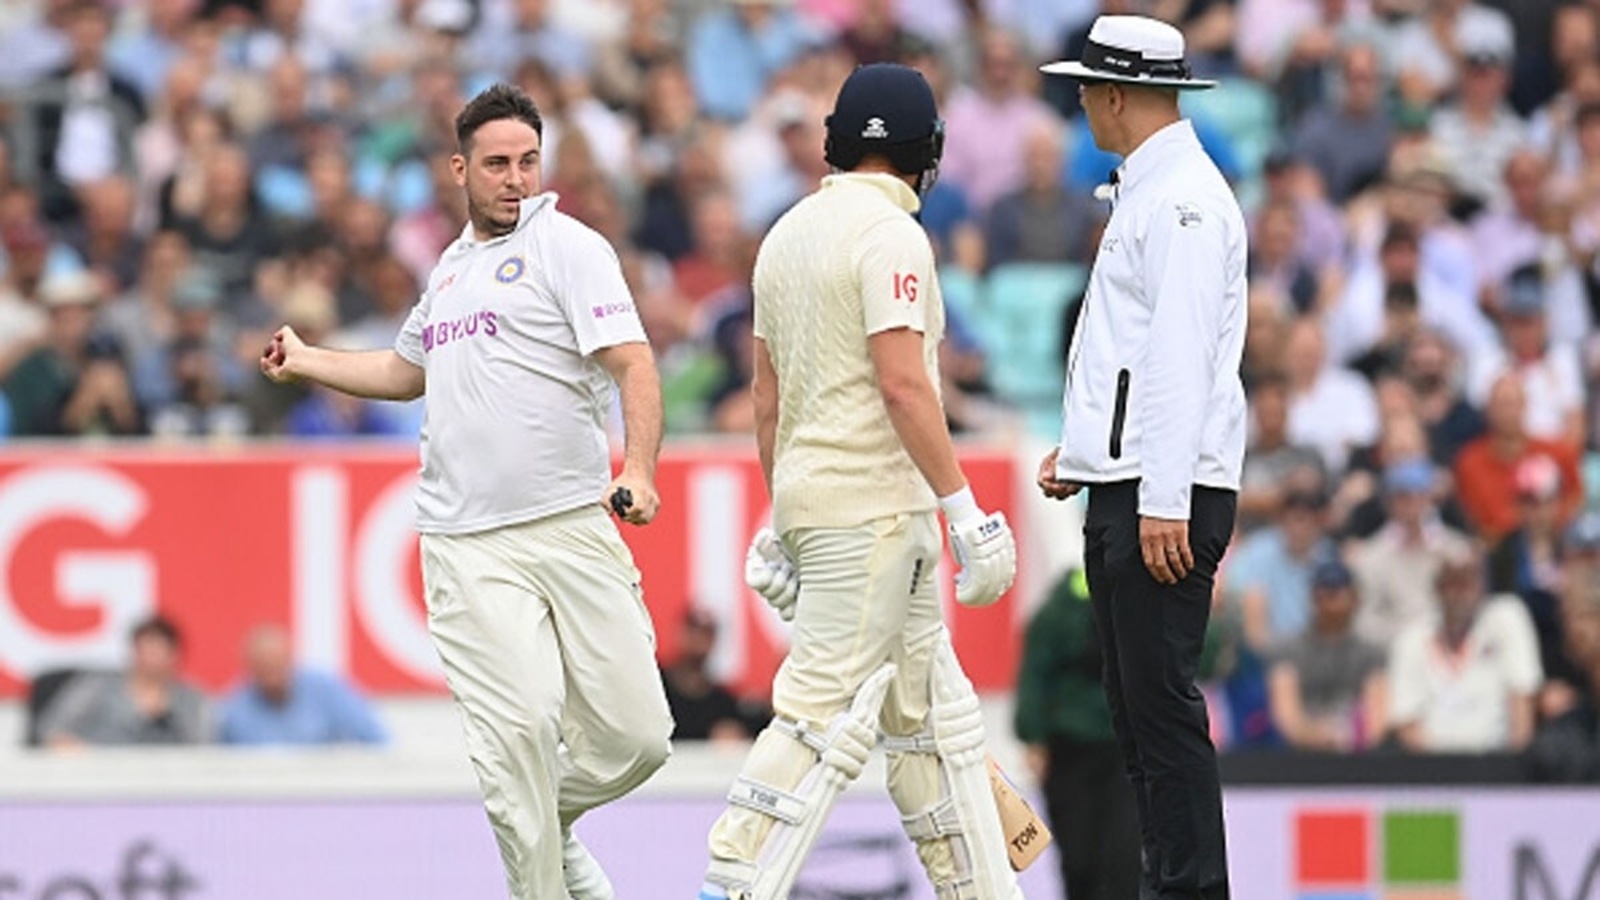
left=395, top=194, right=646, bottom=535
left=1057, top=120, right=1248, bottom=520
left=754, top=172, right=943, bottom=535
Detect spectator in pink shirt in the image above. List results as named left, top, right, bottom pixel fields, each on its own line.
left=938, top=28, right=1059, bottom=216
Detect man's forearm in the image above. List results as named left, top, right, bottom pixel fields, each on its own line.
left=293, top=348, right=424, bottom=401
left=882, top=378, right=966, bottom=498
left=615, top=358, right=663, bottom=478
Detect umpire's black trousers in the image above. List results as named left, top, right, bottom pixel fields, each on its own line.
left=1083, top=480, right=1235, bottom=900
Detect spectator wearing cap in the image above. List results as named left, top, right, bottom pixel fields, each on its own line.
left=984, top=118, right=1102, bottom=270
left=1268, top=556, right=1389, bottom=752
left=1427, top=11, right=1527, bottom=210
left=1350, top=457, right=1474, bottom=652
left=1284, top=317, right=1380, bottom=474
left=686, top=0, right=817, bottom=122
left=1456, top=372, right=1585, bottom=543
left=1289, top=42, right=1394, bottom=205
left=1228, top=485, right=1339, bottom=655
left=1390, top=544, right=1542, bottom=753
left=1392, top=0, right=1515, bottom=107
left=1467, top=264, right=1586, bottom=449
left=1, top=269, right=140, bottom=436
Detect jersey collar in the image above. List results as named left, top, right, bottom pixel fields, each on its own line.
left=448, top=192, right=559, bottom=255
left=1115, top=119, right=1199, bottom=195
left=821, top=172, right=921, bottom=214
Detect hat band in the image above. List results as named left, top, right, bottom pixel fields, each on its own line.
left=1081, top=38, right=1191, bottom=81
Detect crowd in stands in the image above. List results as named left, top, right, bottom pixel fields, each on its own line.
left=5, top=0, right=1600, bottom=769
left=29, top=615, right=388, bottom=748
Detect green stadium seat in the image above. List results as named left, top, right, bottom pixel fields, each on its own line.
left=980, top=262, right=1087, bottom=437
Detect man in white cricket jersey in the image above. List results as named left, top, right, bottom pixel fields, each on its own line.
left=260, top=83, right=672, bottom=900
left=698, top=64, right=1023, bottom=900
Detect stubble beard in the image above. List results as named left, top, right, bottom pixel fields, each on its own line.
left=467, top=193, right=518, bottom=239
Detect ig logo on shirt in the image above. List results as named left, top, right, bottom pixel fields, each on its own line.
left=495, top=256, right=526, bottom=283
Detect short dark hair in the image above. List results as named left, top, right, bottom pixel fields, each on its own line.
left=454, top=83, right=543, bottom=155
left=131, top=615, right=182, bottom=650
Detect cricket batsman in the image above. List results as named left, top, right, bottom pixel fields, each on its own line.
left=697, top=63, right=1025, bottom=900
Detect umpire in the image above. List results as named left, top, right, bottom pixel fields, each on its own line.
left=1036, top=15, right=1247, bottom=900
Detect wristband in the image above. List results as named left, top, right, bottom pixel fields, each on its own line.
left=938, top=485, right=982, bottom=526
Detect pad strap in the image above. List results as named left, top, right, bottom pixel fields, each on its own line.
left=881, top=731, right=939, bottom=755
left=933, top=878, right=982, bottom=900
left=901, top=796, right=963, bottom=841
left=727, top=776, right=809, bottom=825
left=705, top=858, right=758, bottom=895
left=769, top=716, right=829, bottom=755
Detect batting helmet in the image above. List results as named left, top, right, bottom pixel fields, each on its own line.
left=824, top=63, right=945, bottom=195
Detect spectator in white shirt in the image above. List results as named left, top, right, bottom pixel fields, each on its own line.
left=1350, top=457, right=1474, bottom=652
left=1467, top=264, right=1587, bottom=450
left=1285, top=317, right=1380, bottom=473
left=1390, top=544, right=1543, bottom=753
left=1428, top=13, right=1527, bottom=209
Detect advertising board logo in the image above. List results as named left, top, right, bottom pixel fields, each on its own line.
left=1295, top=808, right=1461, bottom=899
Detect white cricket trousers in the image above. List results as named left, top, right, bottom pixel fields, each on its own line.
left=708, top=511, right=967, bottom=882
left=420, top=505, right=674, bottom=900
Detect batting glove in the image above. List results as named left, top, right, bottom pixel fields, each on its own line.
left=941, top=487, right=1017, bottom=608
left=744, top=527, right=799, bottom=621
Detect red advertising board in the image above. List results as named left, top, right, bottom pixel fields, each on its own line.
left=0, top=444, right=1027, bottom=700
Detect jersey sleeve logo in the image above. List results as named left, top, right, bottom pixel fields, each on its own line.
left=1175, top=202, right=1203, bottom=228
left=893, top=271, right=919, bottom=303
left=495, top=256, right=526, bottom=283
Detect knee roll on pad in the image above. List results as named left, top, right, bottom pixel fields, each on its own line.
left=706, top=662, right=898, bottom=900
left=882, top=634, right=1022, bottom=900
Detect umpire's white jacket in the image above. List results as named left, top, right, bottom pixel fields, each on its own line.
left=1056, top=120, right=1248, bottom=521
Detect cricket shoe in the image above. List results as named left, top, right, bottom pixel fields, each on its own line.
left=563, top=829, right=614, bottom=900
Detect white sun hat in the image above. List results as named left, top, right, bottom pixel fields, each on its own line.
left=1040, top=15, right=1217, bottom=90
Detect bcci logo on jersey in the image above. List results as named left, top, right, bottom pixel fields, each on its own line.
left=496, top=256, right=525, bottom=283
